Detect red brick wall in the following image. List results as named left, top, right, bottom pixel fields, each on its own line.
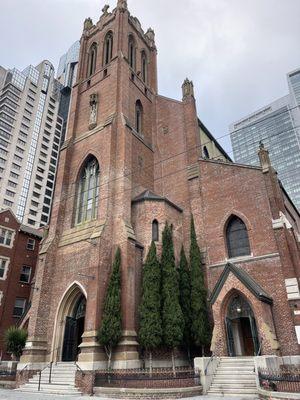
left=0, top=210, right=40, bottom=359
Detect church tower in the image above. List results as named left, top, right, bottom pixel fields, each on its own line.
left=20, top=0, right=203, bottom=370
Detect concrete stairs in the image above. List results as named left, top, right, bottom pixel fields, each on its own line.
left=16, top=362, right=82, bottom=395
left=207, top=357, right=258, bottom=397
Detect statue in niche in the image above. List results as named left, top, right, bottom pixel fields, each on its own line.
left=89, top=93, right=98, bottom=130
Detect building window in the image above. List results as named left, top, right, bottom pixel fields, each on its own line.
left=152, top=220, right=159, bottom=242
left=103, top=31, right=113, bottom=66
left=87, top=43, right=97, bottom=77
left=128, top=35, right=136, bottom=70
left=3, top=199, right=13, bottom=207
left=141, top=51, right=147, bottom=83
left=0, top=227, right=14, bottom=247
left=226, top=216, right=251, bottom=258
left=0, top=291, right=3, bottom=306
left=203, top=146, right=210, bottom=159
left=75, top=157, right=100, bottom=225
left=13, top=298, right=26, bottom=317
left=0, top=258, right=9, bottom=280
left=27, top=238, right=35, bottom=251
left=135, top=100, right=143, bottom=133
left=20, top=266, right=32, bottom=283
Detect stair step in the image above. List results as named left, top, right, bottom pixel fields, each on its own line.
left=211, top=384, right=257, bottom=388
left=17, top=362, right=81, bottom=395
left=213, top=379, right=256, bottom=384
left=208, top=388, right=257, bottom=394
left=29, top=378, right=76, bottom=384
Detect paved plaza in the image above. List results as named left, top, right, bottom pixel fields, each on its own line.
left=0, top=389, right=258, bottom=400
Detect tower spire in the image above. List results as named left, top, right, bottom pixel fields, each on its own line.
left=258, top=141, right=272, bottom=173
left=117, top=0, right=128, bottom=10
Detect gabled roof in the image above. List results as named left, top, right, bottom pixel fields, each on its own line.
left=198, top=119, right=232, bottom=162
left=0, top=208, right=20, bottom=224
left=20, top=224, right=43, bottom=239
left=132, top=190, right=183, bottom=212
left=209, top=262, right=273, bottom=305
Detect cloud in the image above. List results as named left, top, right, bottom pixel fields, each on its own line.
left=1, top=0, right=300, bottom=155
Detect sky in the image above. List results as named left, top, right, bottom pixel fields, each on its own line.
left=1, top=0, right=300, bottom=155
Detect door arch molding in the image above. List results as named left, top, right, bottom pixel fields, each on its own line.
left=51, top=282, right=87, bottom=362
left=224, top=292, right=259, bottom=357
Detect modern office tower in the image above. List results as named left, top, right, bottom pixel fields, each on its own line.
left=57, top=41, right=80, bottom=88
left=0, top=60, right=64, bottom=227
left=57, top=41, right=80, bottom=142
left=230, top=68, right=300, bottom=210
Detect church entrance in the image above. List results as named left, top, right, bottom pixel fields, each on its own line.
left=62, top=294, right=86, bottom=362
left=225, top=295, right=259, bottom=356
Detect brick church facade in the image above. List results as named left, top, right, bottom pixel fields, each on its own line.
left=20, top=0, right=300, bottom=371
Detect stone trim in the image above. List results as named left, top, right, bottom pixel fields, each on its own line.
left=187, top=163, right=199, bottom=180
left=199, top=157, right=262, bottom=171
left=58, top=220, right=106, bottom=247
left=285, top=278, right=300, bottom=300
left=209, top=262, right=273, bottom=305
left=209, top=252, right=280, bottom=269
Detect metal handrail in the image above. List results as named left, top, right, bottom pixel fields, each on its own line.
left=38, top=361, right=53, bottom=391
left=75, top=362, right=85, bottom=376
left=204, top=353, right=218, bottom=375
left=46, top=347, right=59, bottom=363
left=21, top=364, right=29, bottom=372
left=256, top=338, right=263, bottom=356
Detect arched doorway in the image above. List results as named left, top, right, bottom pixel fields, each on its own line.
left=51, top=283, right=87, bottom=362
left=62, top=294, right=86, bottom=361
left=225, top=294, right=259, bottom=356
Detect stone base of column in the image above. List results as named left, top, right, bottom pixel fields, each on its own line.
left=112, top=330, right=141, bottom=369
left=19, top=336, right=47, bottom=365
left=77, top=330, right=107, bottom=370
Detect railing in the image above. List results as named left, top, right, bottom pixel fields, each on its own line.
left=204, top=353, right=217, bottom=375
left=94, top=367, right=199, bottom=389
left=258, top=368, right=300, bottom=393
left=75, top=362, right=85, bottom=376
left=38, top=362, right=53, bottom=391
left=256, top=338, right=263, bottom=356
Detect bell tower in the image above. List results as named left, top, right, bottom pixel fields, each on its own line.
left=21, top=1, right=159, bottom=369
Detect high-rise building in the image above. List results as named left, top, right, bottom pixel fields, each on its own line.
left=57, top=41, right=80, bottom=88
left=56, top=41, right=80, bottom=143
left=0, top=60, right=64, bottom=228
left=229, top=68, right=300, bottom=210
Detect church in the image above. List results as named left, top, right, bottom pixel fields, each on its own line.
left=20, top=0, right=300, bottom=375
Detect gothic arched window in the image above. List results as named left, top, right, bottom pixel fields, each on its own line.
left=76, top=157, right=100, bottom=225
left=226, top=216, right=251, bottom=258
left=203, top=146, right=210, bottom=159
left=135, top=100, right=143, bottom=133
left=152, top=220, right=159, bottom=242
left=87, top=43, right=97, bottom=77
left=128, top=35, right=136, bottom=70
left=103, top=31, right=113, bottom=66
left=141, top=51, right=147, bottom=83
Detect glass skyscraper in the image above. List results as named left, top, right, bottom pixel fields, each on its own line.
left=230, top=68, right=300, bottom=210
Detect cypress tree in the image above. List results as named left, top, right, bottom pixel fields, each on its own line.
left=97, top=247, right=122, bottom=370
left=139, top=241, right=162, bottom=373
left=190, top=215, right=211, bottom=355
left=161, top=223, right=184, bottom=375
left=178, top=245, right=192, bottom=361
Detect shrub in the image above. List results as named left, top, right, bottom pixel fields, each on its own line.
left=4, top=326, right=27, bottom=359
